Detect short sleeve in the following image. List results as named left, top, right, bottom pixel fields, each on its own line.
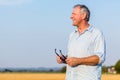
left=93, top=31, right=106, bottom=64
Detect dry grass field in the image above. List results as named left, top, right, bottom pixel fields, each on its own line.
left=0, top=73, right=120, bottom=80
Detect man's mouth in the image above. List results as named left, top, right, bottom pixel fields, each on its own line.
left=72, top=19, right=76, bottom=23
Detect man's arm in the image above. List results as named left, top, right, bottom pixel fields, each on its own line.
left=66, top=55, right=99, bottom=67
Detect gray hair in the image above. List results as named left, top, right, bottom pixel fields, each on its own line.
left=74, top=4, right=90, bottom=21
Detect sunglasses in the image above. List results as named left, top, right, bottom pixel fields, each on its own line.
left=55, top=48, right=67, bottom=63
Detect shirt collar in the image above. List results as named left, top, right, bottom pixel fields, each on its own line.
left=74, top=25, right=93, bottom=33
left=87, top=25, right=93, bottom=32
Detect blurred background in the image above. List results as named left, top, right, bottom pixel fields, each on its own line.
left=0, top=0, right=120, bottom=70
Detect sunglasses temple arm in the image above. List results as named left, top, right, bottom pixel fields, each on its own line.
left=59, top=50, right=66, bottom=59
left=55, top=49, right=61, bottom=57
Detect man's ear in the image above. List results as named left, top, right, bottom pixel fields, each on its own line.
left=82, top=13, right=87, bottom=20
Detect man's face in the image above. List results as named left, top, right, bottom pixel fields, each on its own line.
left=70, top=7, right=83, bottom=26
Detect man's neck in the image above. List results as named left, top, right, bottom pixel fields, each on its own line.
left=77, top=22, right=90, bottom=34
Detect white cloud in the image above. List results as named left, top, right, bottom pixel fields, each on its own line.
left=0, top=0, right=32, bottom=6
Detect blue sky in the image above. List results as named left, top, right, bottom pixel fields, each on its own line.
left=0, top=0, right=120, bottom=68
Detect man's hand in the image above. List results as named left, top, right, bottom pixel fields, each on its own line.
left=66, top=57, right=80, bottom=67
left=56, top=56, right=63, bottom=64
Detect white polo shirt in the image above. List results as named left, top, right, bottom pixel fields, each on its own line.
left=66, top=26, right=106, bottom=80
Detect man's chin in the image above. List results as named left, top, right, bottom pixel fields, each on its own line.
left=72, top=23, right=77, bottom=26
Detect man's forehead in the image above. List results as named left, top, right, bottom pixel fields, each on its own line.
left=72, top=7, right=81, bottom=13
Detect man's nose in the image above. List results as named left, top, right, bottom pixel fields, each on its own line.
left=70, top=15, right=73, bottom=19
